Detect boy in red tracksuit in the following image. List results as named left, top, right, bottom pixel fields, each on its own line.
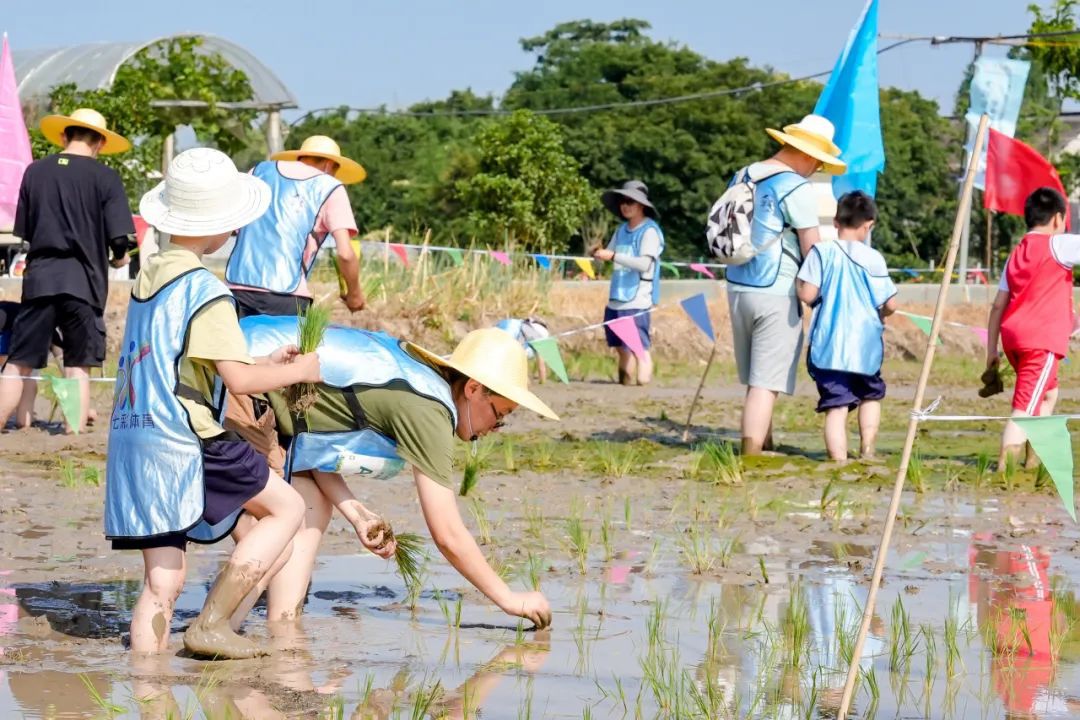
left=986, top=187, right=1079, bottom=467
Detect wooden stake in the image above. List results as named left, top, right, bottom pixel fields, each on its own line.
left=681, top=340, right=718, bottom=443
left=836, top=113, right=991, bottom=719
left=985, top=208, right=994, bottom=279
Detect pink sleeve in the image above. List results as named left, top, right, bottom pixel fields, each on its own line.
left=314, top=185, right=358, bottom=237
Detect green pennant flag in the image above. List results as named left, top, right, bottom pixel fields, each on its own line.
left=446, top=248, right=464, bottom=266
left=1014, top=416, right=1075, bottom=521
left=661, top=261, right=680, bottom=278
left=528, top=337, right=569, bottom=384
left=902, top=313, right=942, bottom=346
left=49, top=376, right=82, bottom=434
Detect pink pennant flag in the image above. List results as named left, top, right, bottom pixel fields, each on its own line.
left=490, top=250, right=511, bottom=266
left=389, top=243, right=409, bottom=266
left=607, top=314, right=646, bottom=359
left=0, top=35, right=32, bottom=230
left=971, top=326, right=989, bottom=347
left=689, top=263, right=716, bottom=279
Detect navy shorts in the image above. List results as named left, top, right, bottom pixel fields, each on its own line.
left=809, top=361, right=886, bottom=413
left=232, top=290, right=311, bottom=320
left=603, top=306, right=651, bottom=350
left=111, top=433, right=270, bottom=550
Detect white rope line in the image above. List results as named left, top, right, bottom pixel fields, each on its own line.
left=910, top=396, right=1080, bottom=422
left=14, top=376, right=117, bottom=383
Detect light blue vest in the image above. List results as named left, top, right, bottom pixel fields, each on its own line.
left=806, top=241, right=897, bottom=376
left=226, top=161, right=342, bottom=294
left=104, top=269, right=233, bottom=541
left=609, top=218, right=664, bottom=305
left=725, top=170, right=808, bottom=289
left=240, top=315, right=457, bottom=480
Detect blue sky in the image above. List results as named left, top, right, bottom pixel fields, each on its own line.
left=6, top=0, right=1035, bottom=118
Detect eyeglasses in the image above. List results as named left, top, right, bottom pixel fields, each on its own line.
left=487, top=398, right=509, bottom=430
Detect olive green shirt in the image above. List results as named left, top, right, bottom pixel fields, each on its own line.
left=269, top=380, right=456, bottom=487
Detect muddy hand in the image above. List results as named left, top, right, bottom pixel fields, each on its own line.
left=501, top=591, right=551, bottom=629
left=348, top=503, right=397, bottom=559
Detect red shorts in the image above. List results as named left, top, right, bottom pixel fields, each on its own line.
left=1004, top=348, right=1060, bottom=414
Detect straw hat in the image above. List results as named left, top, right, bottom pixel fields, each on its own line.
left=39, top=108, right=131, bottom=154
left=271, top=135, right=366, bottom=184
left=139, top=148, right=271, bottom=236
left=765, top=114, right=847, bottom=175
left=601, top=180, right=658, bottom=218
left=406, top=328, right=559, bottom=421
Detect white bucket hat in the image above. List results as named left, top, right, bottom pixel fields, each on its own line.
left=139, top=148, right=271, bottom=236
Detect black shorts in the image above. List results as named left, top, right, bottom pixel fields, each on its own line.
left=809, top=361, right=887, bottom=413
left=232, top=290, right=311, bottom=320
left=110, top=433, right=271, bottom=551
left=6, top=295, right=104, bottom=369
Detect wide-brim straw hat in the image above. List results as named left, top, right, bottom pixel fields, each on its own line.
left=406, top=328, right=559, bottom=421
left=766, top=114, right=847, bottom=175
left=139, top=147, right=271, bottom=236
left=601, top=179, right=658, bottom=218
left=39, top=107, right=131, bottom=155
left=271, top=135, right=366, bottom=184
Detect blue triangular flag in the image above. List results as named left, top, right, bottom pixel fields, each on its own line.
left=814, top=0, right=884, bottom=198
left=533, top=255, right=551, bottom=270
left=679, top=293, right=714, bottom=342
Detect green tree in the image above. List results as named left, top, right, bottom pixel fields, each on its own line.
left=26, top=36, right=256, bottom=208
left=451, top=110, right=595, bottom=253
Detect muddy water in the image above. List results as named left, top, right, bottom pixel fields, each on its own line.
left=2, top=493, right=1080, bottom=719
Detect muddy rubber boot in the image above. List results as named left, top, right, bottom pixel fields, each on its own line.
left=184, top=563, right=267, bottom=660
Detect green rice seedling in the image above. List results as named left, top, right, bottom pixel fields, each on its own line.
left=459, top=456, right=480, bottom=496
left=80, top=674, right=124, bottom=717
left=861, top=664, right=880, bottom=702
left=590, top=441, right=640, bottom=480
left=81, top=465, right=101, bottom=487
left=944, top=607, right=962, bottom=679
left=782, top=583, right=811, bottom=670
left=565, top=502, right=591, bottom=574
left=523, top=502, right=544, bottom=542
left=758, top=556, right=769, bottom=584
left=679, top=525, right=716, bottom=575
left=322, top=695, right=346, bottom=720
left=623, top=496, right=632, bottom=532
left=408, top=676, right=444, bottom=720
left=58, top=458, right=77, bottom=488
left=287, top=302, right=331, bottom=416
left=600, top=512, right=614, bottom=562
left=718, top=536, right=738, bottom=568
left=528, top=439, right=556, bottom=471
left=392, top=532, right=428, bottom=602
left=517, top=681, right=534, bottom=720
left=921, top=623, right=937, bottom=696
left=469, top=497, right=493, bottom=545
left=643, top=538, right=662, bottom=576
left=523, top=552, right=544, bottom=591
left=502, top=437, right=517, bottom=472
left=692, top=441, right=742, bottom=486
left=1002, top=451, right=1019, bottom=489
left=974, top=451, right=991, bottom=488
left=888, top=596, right=918, bottom=672
left=906, top=450, right=926, bottom=493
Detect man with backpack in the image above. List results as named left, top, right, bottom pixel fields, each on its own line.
left=706, top=114, right=845, bottom=454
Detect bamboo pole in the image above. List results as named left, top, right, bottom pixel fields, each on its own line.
left=681, top=340, right=719, bottom=443
left=836, top=113, right=990, bottom=719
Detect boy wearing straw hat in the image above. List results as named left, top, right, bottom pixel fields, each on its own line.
left=227, top=136, right=366, bottom=318
left=725, top=114, right=846, bottom=455
left=0, top=108, right=134, bottom=433
left=105, top=148, right=322, bottom=660
left=592, top=180, right=665, bottom=385
left=227, top=318, right=556, bottom=630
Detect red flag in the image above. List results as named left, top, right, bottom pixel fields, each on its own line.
left=985, top=128, right=1069, bottom=229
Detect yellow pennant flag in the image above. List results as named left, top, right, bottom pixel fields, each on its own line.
left=574, top=257, right=596, bottom=279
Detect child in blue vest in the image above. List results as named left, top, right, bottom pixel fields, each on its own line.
left=592, top=180, right=664, bottom=385
left=796, top=192, right=897, bottom=461
left=494, top=317, right=550, bottom=383
left=105, top=148, right=322, bottom=660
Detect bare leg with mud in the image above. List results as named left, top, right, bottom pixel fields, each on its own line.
left=228, top=513, right=297, bottom=632
left=823, top=407, right=849, bottom=462
left=0, top=363, right=32, bottom=430
left=616, top=349, right=636, bottom=386
left=130, top=546, right=187, bottom=653
left=741, top=386, right=777, bottom=455
left=264, top=474, right=334, bottom=624
left=636, top=350, right=654, bottom=385
left=183, top=472, right=304, bottom=659
left=858, top=400, right=881, bottom=459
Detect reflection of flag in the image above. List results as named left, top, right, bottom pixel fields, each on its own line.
left=814, top=0, right=884, bottom=197
left=984, top=129, right=1069, bottom=229
left=965, top=57, right=1030, bottom=190
left=0, top=34, right=32, bottom=230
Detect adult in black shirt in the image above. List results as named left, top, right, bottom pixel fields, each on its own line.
left=0, top=108, right=133, bottom=433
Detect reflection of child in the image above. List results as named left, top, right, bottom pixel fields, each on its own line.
left=796, top=192, right=897, bottom=461
left=494, top=317, right=551, bottom=383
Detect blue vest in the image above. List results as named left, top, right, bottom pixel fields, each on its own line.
left=806, top=241, right=897, bottom=377
left=609, top=218, right=664, bottom=305
left=226, top=161, right=342, bottom=294
left=240, top=315, right=457, bottom=480
left=725, top=170, right=808, bottom=289
left=104, top=269, right=233, bottom=541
